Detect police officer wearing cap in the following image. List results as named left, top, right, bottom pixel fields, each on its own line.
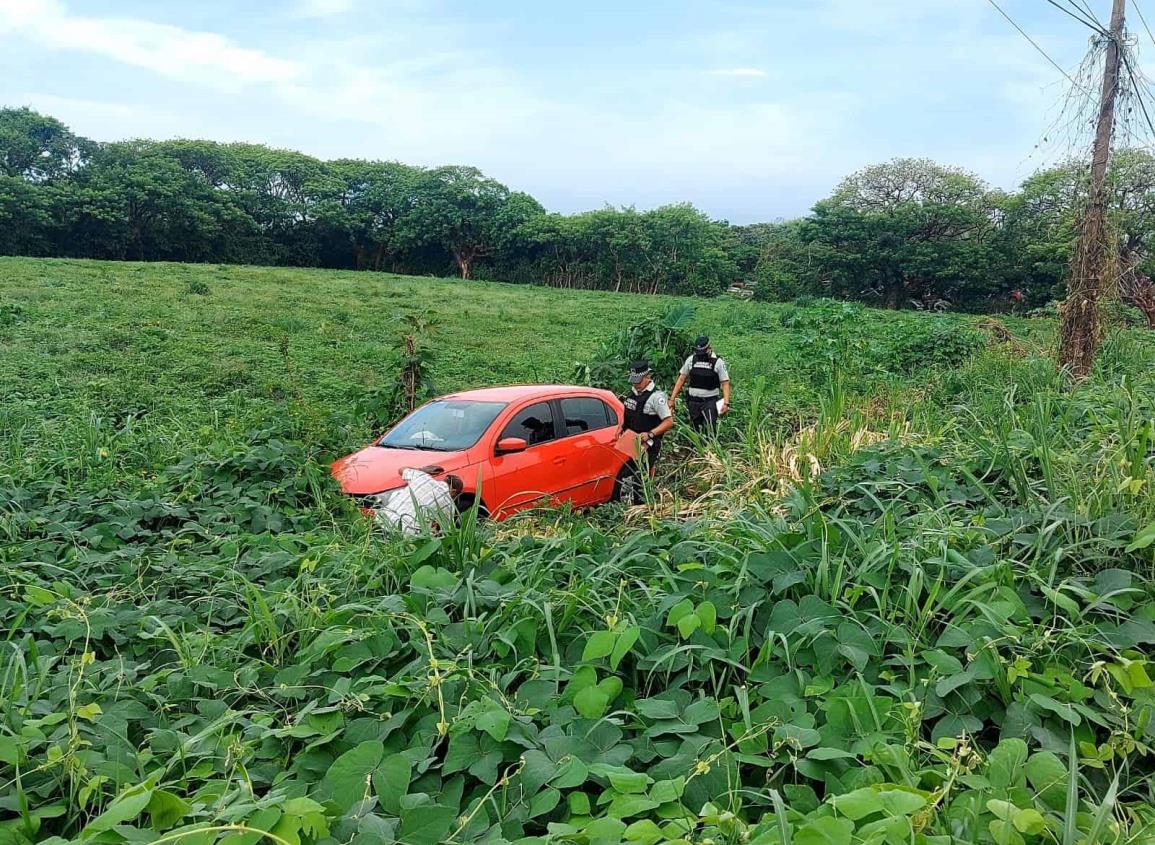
left=669, top=336, right=730, bottom=433
left=619, top=360, right=674, bottom=474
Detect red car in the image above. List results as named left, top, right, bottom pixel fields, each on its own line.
left=332, top=385, right=641, bottom=520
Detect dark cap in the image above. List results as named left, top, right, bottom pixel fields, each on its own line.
left=694, top=335, right=710, bottom=351
left=628, top=360, right=651, bottom=384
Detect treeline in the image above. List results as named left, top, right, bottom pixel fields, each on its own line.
left=3, top=106, right=1155, bottom=313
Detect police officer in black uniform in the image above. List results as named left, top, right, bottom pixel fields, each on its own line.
left=619, top=360, right=674, bottom=475
left=669, top=336, right=730, bottom=433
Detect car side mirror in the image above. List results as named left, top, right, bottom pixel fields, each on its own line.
left=496, top=437, right=528, bottom=454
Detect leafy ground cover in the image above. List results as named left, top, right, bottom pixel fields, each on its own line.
left=2, top=258, right=1154, bottom=845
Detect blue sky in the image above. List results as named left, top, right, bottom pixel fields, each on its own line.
left=0, top=0, right=1123, bottom=222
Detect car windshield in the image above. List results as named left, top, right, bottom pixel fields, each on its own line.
left=378, top=400, right=507, bottom=452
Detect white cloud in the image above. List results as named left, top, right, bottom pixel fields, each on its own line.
left=0, top=0, right=1099, bottom=221
left=708, top=67, right=767, bottom=77
left=0, top=0, right=301, bottom=88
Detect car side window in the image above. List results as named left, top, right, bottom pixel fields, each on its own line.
left=499, top=402, right=556, bottom=446
left=559, top=397, right=614, bottom=437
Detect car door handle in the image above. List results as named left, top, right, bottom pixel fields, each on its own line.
left=553, top=456, right=566, bottom=465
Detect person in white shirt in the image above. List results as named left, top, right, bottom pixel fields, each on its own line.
left=669, top=335, right=730, bottom=433
left=619, top=360, right=674, bottom=476
left=375, top=469, right=463, bottom=535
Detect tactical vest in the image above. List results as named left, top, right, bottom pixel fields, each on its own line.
left=623, top=386, right=663, bottom=434
left=688, top=355, right=721, bottom=394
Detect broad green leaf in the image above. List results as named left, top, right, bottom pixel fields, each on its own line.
left=443, top=733, right=480, bottom=775
left=682, top=697, right=719, bottom=725
left=988, top=819, right=1023, bottom=845
left=606, top=769, right=652, bottom=794
left=609, top=625, right=640, bottom=670
left=1125, top=520, right=1155, bottom=552
left=1029, top=694, right=1081, bottom=725
left=521, top=750, right=561, bottom=794
left=575, top=685, right=611, bottom=719
left=935, top=668, right=975, bottom=697
left=624, top=819, right=664, bottom=845
left=1012, top=808, right=1046, bottom=835
left=23, top=585, right=56, bottom=607
left=986, top=799, right=1016, bottom=821
left=530, top=787, right=562, bottom=818
left=1025, top=751, right=1067, bottom=810
left=607, top=793, right=659, bottom=819
left=676, top=612, right=700, bottom=639
left=81, top=781, right=154, bottom=837
left=807, top=746, right=857, bottom=760
left=666, top=599, right=695, bottom=627
left=795, top=815, right=854, bottom=845
left=696, top=601, right=717, bottom=634
left=373, top=754, right=412, bottom=815
left=147, top=790, right=191, bottom=831
left=0, top=736, right=23, bottom=765
left=319, top=740, right=384, bottom=811
left=831, top=786, right=926, bottom=820
left=409, top=564, right=456, bottom=591
left=551, top=755, right=589, bottom=789
left=398, top=805, right=457, bottom=845
left=476, top=706, right=511, bottom=742
left=583, top=630, right=617, bottom=662
left=583, top=817, right=628, bottom=844
left=569, top=791, right=592, bottom=816
left=988, top=738, right=1029, bottom=791
left=649, top=777, right=685, bottom=804
left=598, top=676, right=624, bottom=703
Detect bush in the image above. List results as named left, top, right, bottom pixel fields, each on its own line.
left=881, top=319, right=987, bottom=374
left=575, top=303, right=697, bottom=392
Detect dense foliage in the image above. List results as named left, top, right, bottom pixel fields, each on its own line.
left=5, top=108, right=1155, bottom=314
left=3, top=259, right=1155, bottom=844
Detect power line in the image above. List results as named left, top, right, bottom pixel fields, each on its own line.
left=1069, top=0, right=1108, bottom=28
left=986, top=0, right=1085, bottom=88
left=1045, top=0, right=1108, bottom=32
left=1120, top=48, right=1155, bottom=138
left=1133, top=0, right=1155, bottom=48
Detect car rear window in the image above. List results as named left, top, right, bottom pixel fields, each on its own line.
left=560, top=397, right=615, bottom=436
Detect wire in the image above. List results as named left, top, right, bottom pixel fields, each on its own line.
left=1120, top=49, right=1155, bottom=139
left=1044, top=0, right=1108, bottom=33
left=1133, top=0, right=1155, bottom=49
left=1069, top=0, right=1108, bottom=29
left=986, top=0, right=1085, bottom=88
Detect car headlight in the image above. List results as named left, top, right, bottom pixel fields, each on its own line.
left=369, top=488, right=407, bottom=510
left=351, top=487, right=406, bottom=511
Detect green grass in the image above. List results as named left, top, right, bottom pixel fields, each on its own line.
left=2, top=257, right=1155, bottom=845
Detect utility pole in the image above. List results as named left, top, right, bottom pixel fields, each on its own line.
left=1059, top=0, right=1127, bottom=379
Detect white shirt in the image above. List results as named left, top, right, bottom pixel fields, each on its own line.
left=375, top=469, right=458, bottom=535
left=631, top=384, right=672, bottom=420
left=679, top=355, right=729, bottom=398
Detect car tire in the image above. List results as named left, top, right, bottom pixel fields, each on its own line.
left=612, top=463, right=643, bottom=506
left=457, top=495, right=490, bottom=521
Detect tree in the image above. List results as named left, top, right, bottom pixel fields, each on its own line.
left=0, top=107, right=92, bottom=182
left=65, top=141, right=251, bottom=262
left=1002, top=150, right=1155, bottom=324
left=404, top=166, right=519, bottom=279
left=805, top=158, right=998, bottom=309
left=315, top=159, right=422, bottom=270
left=640, top=204, right=736, bottom=296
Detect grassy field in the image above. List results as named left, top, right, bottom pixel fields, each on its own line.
left=3, top=257, right=1155, bottom=845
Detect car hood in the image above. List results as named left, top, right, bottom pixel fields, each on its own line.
left=331, top=446, right=472, bottom=495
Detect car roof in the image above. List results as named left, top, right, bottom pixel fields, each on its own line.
left=439, top=385, right=616, bottom=403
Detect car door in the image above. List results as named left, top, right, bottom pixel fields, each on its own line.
left=555, top=396, right=623, bottom=505
left=487, top=400, right=574, bottom=517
